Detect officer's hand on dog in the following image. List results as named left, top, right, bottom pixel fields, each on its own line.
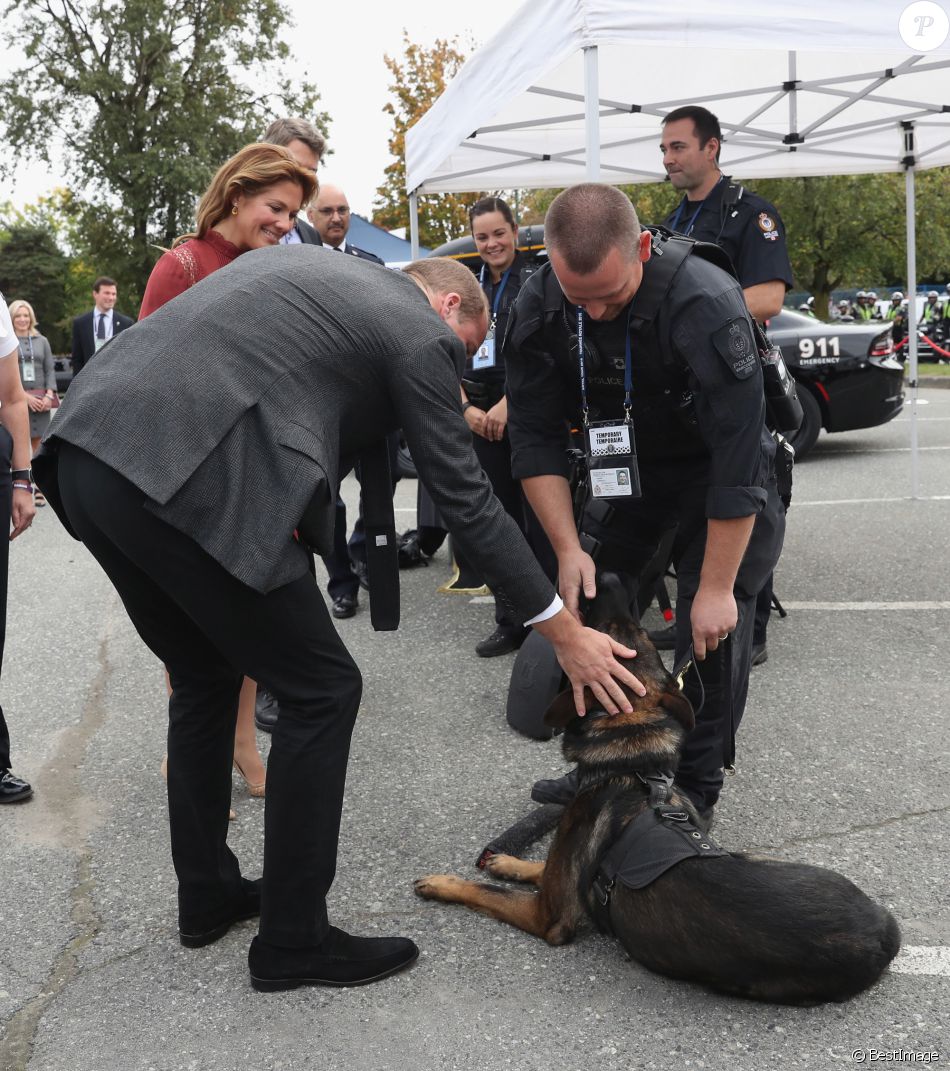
left=690, top=587, right=738, bottom=660
left=536, top=609, right=646, bottom=716
left=557, top=547, right=598, bottom=622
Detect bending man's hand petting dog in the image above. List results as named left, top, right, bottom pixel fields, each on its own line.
left=533, top=606, right=645, bottom=716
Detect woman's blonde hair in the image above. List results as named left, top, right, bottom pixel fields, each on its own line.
left=177, top=143, right=318, bottom=246
left=7, top=299, right=38, bottom=335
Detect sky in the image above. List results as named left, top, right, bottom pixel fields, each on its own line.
left=5, top=0, right=517, bottom=221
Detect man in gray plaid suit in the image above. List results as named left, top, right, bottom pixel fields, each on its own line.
left=37, top=249, right=642, bottom=991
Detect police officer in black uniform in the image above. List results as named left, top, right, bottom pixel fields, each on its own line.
left=462, top=197, right=557, bottom=656
left=659, top=105, right=793, bottom=667
left=506, top=184, right=785, bottom=821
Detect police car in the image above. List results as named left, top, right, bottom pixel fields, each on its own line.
left=766, top=309, right=904, bottom=458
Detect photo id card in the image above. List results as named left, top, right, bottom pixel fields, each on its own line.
left=585, top=418, right=641, bottom=500
left=471, top=333, right=496, bottom=371
left=20, top=359, right=36, bottom=384
left=590, top=467, right=636, bottom=498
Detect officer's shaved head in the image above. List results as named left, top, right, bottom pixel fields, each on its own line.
left=545, top=184, right=641, bottom=274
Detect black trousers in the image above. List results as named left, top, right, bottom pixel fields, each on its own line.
left=583, top=474, right=785, bottom=811
left=58, top=445, right=362, bottom=947
left=473, top=431, right=557, bottom=630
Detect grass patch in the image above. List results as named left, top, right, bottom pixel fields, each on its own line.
left=913, top=362, right=950, bottom=377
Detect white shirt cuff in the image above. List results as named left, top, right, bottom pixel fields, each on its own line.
left=524, top=594, right=563, bottom=627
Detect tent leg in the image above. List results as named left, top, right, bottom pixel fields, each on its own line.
left=410, top=189, right=420, bottom=260
left=583, top=46, right=600, bottom=181
left=904, top=155, right=919, bottom=499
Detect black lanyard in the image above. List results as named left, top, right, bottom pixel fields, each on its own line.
left=669, top=174, right=724, bottom=237
left=576, top=304, right=634, bottom=427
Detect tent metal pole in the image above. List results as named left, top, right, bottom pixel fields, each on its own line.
left=903, top=125, right=919, bottom=499
left=409, top=189, right=420, bottom=260
left=583, top=46, right=600, bottom=180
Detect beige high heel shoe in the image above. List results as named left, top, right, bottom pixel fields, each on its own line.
left=161, top=754, right=236, bottom=820
left=233, top=757, right=266, bottom=798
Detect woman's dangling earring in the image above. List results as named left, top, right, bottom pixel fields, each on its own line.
left=231, top=204, right=238, bottom=215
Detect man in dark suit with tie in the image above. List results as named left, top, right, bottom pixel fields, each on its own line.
left=70, top=277, right=135, bottom=376
left=260, top=116, right=326, bottom=246
left=36, top=251, right=641, bottom=992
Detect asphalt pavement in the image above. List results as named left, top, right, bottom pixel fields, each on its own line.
left=1, top=388, right=948, bottom=1070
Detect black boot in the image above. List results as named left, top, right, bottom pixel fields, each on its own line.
left=530, top=766, right=581, bottom=806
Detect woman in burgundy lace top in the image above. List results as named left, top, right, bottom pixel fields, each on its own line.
left=141, top=143, right=317, bottom=316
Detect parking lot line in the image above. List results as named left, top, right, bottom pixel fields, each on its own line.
left=890, top=946, right=950, bottom=977
left=782, top=601, right=950, bottom=610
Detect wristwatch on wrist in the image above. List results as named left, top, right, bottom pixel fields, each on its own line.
left=11, top=469, right=33, bottom=482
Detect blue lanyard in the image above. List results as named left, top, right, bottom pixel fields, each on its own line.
left=18, top=335, right=34, bottom=362
left=669, top=175, right=723, bottom=236
left=480, top=265, right=513, bottom=322
left=576, top=304, right=634, bottom=427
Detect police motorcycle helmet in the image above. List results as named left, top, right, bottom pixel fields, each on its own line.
left=891, top=291, right=904, bottom=302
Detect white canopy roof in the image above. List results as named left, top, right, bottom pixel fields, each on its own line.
left=405, top=0, right=950, bottom=194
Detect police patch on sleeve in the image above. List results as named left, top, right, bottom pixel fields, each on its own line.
left=758, top=212, right=779, bottom=241
left=713, top=318, right=758, bottom=379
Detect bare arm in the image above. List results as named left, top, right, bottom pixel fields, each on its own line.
left=0, top=348, right=36, bottom=539
left=743, top=281, right=786, bottom=322
left=521, top=474, right=594, bottom=620
left=691, top=515, right=756, bottom=660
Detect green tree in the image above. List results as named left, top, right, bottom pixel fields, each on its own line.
left=373, top=32, right=483, bottom=249
left=0, top=220, right=70, bottom=351
left=0, top=0, right=328, bottom=310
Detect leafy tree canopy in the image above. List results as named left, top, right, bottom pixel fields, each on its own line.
left=372, top=32, right=483, bottom=250
left=0, top=0, right=328, bottom=309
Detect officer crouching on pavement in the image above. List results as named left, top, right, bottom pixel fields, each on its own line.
left=505, top=184, right=785, bottom=824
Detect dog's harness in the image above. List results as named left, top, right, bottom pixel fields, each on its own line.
left=589, top=773, right=728, bottom=935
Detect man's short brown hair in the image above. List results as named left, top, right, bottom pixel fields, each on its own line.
left=402, top=258, right=488, bottom=323
left=545, top=184, right=641, bottom=274
left=93, top=276, right=116, bottom=292
left=262, top=117, right=327, bottom=161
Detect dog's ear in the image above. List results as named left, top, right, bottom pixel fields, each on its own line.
left=660, top=686, right=695, bottom=732
left=543, top=688, right=587, bottom=729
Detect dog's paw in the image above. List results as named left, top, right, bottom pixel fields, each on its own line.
left=484, top=854, right=544, bottom=884
left=414, top=874, right=468, bottom=902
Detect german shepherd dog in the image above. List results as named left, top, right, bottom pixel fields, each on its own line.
left=415, top=573, right=901, bottom=1004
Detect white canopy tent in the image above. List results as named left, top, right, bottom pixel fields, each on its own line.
left=405, top=0, right=950, bottom=496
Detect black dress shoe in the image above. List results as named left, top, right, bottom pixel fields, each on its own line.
left=647, top=623, right=677, bottom=650
left=0, top=769, right=33, bottom=803
left=248, top=926, right=419, bottom=991
left=331, top=593, right=358, bottom=619
left=179, top=877, right=262, bottom=948
left=352, top=559, right=370, bottom=591
left=530, top=766, right=580, bottom=806
left=254, top=688, right=279, bottom=733
left=751, top=643, right=768, bottom=667
left=475, top=627, right=527, bottom=658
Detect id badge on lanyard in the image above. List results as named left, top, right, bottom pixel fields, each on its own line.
left=587, top=419, right=640, bottom=499
left=472, top=265, right=513, bottom=372
left=472, top=323, right=496, bottom=371
left=19, top=338, right=36, bottom=384
left=577, top=306, right=641, bottom=501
